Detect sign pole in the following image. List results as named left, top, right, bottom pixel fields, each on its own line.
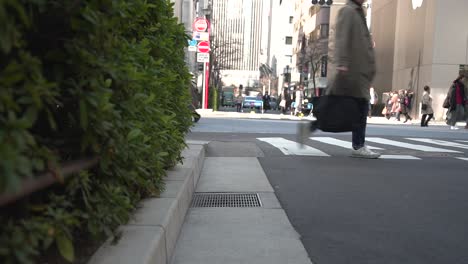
left=204, top=62, right=210, bottom=109
left=202, top=62, right=206, bottom=109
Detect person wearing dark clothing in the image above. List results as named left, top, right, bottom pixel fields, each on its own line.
left=446, top=74, right=466, bottom=130
left=397, top=90, right=413, bottom=123
left=297, top=0, right=380, bottom=159
left=262, top=92, right=271, bottom=113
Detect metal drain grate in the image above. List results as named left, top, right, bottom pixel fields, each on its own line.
left=191, top=193, right=262, bottom=208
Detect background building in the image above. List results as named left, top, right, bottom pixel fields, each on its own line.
left=292, top=0, right=347, bottom=97
left=269, top=0, right=296, bottom=96
left=211, top=0, right=271, bottom=94
left=372, top=0, right=468, bottom=120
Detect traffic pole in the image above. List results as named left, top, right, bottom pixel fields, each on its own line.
left=202, top=62, right=206, bottom=109
left=205, top=62, right=210, bottom=108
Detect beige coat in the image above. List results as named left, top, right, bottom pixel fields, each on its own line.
left=326, top=0, right=376, bottom=100
left=420, top=91, right=433, bottom=115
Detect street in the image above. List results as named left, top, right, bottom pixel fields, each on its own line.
left=187, top=115, right=468, bottom=264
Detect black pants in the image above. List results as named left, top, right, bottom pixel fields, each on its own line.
left=421, top=113, right=433, bottom=126
left=368, top=103, right=375, bottom=117
left=397, top=112, right=412, bottom=121
left=352, top=99, right=369, bottom=150
left=236, top=103, right=242, bottom=112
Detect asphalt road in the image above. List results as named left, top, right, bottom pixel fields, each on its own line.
left=187, top=116, right=468, bottom=264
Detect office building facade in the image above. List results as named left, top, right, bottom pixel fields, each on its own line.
left=372, top=0, right=468, bottom=119
left=211, top=0, right=270, bottom=89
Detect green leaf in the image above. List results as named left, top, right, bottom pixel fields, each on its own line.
left=127, top=129, right=142, bottom=140
left=56, top=233, right=74, bottom=262
left=79, top=99, right=88, bottom=129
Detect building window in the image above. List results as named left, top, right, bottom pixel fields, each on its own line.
left=289, top=16, right=293, bottom=24
left=285, top=36, right=293, bottom=45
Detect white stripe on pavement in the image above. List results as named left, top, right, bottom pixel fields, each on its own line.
left=310, top=137, right=383, bottom=150
left=257, top=137, right=329, bottom=156
left=406, top=138, right=468, bottom=150
left=456, top=140, right=468, bottom=143
left=380, top=155, right=421, bottom=160
left=366, top=137, right=461, bottom=153
left=456, top=157, right=468, bottom=161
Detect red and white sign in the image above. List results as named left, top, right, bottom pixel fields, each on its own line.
left=193, top=18, right=208, bottom=32
left=197, top=41, right=210, bottom=53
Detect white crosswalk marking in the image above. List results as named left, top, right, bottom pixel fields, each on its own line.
left=257, top=137, right=329, bottom=156
left=456, top=157, right=468, bottom=161
left=406, top=138, right=468, bottom=150
left=310, top=137, right=383, bottom=150
left=380, top=155, right=421, bottom=160
left=456, top=140, right=468, bottom=143
left=366, top=137, right=461, bottom=153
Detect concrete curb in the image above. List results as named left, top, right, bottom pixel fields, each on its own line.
left=88, top=142, right=207, bottom=264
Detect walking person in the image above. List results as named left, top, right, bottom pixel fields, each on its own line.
left=398, top=90, right=413, bottom=123
left=420, top=85, right=434, bottom=127
left=368, top=87, right=378, bottom=117
left=297, top=0, right=380, bottom=158
left=262, top=92, right=271, bottom=113
left=445, top=74, right=466, bottom=130
left=235, top=93, right=243, bottom=112
left=294, top=85, right=304, bottom=116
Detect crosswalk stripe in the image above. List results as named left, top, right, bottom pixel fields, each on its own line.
left=456, top=157, right=468, bottom=161
left=456, top=140, right=468, bottom=143
left=366, top=137, right=461, bottom=153
left=310, top=137, right=383, bottom=150
left=380, top=155, right=421, bottom=160
left=257, top=137, right=329, bottom=156
left=406, top=138, right=468, bottom=150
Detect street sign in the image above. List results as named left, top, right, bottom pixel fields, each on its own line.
left=197, top=53, right=209, bottom=62
left=193, top=18, right=208, bottom=32
left=188, top=46, right=197, bottom=52
left=193, top=32, right=209, bottom=41
left=197, top=41, right=210, bottom=53
left=188, top=39, right=197, bottom=46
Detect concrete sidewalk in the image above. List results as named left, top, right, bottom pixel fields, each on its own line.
left=170, top=156, right=312, bottom=264
left=88, top=140, right=311, bottom=264
left=196, top=108, right=464, bottom=127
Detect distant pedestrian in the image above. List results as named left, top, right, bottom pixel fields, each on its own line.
left=368, top=87, right=378, bottom=117
left=263, top=92, right=271, bottom=113
left=235, top=93, right=243, bottom=112
left=445, top=74, right=466, bottom=130
left=297, top=0, right=380, bottom=158
left=294, top=85, right=304, bottom=116
left=420, top=85, right=434, bottom=127
left=398, top=90, right=413, bottom=123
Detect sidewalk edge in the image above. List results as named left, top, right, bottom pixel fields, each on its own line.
left=87, top=142, right=207, bottom=264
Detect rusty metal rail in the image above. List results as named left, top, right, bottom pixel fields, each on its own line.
left=0, top=157, right=99, bottom=207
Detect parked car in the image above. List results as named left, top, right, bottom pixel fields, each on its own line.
left=242, top=96, right=263, bottom=110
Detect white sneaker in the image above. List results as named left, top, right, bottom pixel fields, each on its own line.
left=296, top=122, right=310, bottom=147
left=351, top=146, right=381, bottom=159
left=450, top=126, right=459, bottom=130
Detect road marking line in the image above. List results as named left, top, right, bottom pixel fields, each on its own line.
left=456, top=157, right=468, bottom=161
left=406, top=138, right=468, bottom=150
left=456, top=140, right=468, bottom=143
left=310, top=137, right=383, bottom=150
left=380, top=155, right=421, bottom=160
left=257, top=137, right=329, bottom=156
left=366, top=137, right=461, bottom=153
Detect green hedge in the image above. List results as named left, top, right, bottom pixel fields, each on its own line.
left=0, top=1, right=192, bottom=263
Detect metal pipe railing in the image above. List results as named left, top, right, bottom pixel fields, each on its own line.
left=0, top=157, right=99, bottom=207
